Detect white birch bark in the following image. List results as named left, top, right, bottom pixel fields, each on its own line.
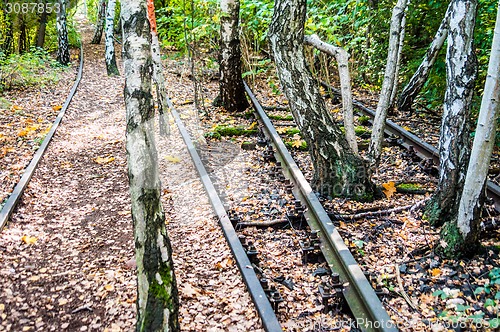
left=398, top=2, right=452, bottom=113
left=304, top=34, right=358, bottom=154
left=105, top=0, right=119, bottom=75
left=56, top=0, right=70, bottom=65
left=457, top=3, right=500, bottom=238
left=121, top=0, right=179, bottom=329
left=368, top=0, right=409, bottom=167
left=147, top=0, right=170, bottom=136
left=389, top=1, right=409, bottom=108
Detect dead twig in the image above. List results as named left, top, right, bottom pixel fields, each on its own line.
left=395, top=264, right=418, bottom=311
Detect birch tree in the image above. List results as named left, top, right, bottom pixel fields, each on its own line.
left=440, top=2, right=500, bottom=258
left=56, top=0, right=70, bottom=65
left=147, top=0, right=170, bottom=136
left=367, top=0, right=409, bottom=168
left=424, top=0, right=478, bottom=227
left=121, top=0, right=179, bottom=329
left=398, top=2, right=452, bottom=113
left=270, top=0, right=375, bottom=200
left=91, top=0, right=106, bottom=44
left=219, top=0, right=249, bottom=112
left=105, top=0, right=119, bottom=75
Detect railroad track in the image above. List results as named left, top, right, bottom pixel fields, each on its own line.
left=170, top=84, right=397, bottom=331
left=319, top=80, right=500, bottom=213
left=0, top=45, right=84, bottom=231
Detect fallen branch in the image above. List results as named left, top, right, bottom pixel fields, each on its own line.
left=395, top=264, right=418, bottom=311
left=333, top=198, right=430, bottom=221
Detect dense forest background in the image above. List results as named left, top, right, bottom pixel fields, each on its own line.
left=0, top=0, right=498, bottom=112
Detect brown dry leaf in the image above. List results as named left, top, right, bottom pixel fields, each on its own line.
left=382, top=181, right=397, bottom=199
left=21, top=235, right=38, bottom=244
left=52, top=105, right=62, bottom=111
left=94, top=156, right=115, bottom=164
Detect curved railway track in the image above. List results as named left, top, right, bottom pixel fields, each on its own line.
left=170, top=84, right=397, bottom=330
left=0, top=45, right=84, bottom=231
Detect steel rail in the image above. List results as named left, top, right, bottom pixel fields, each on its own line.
left=319, top=80, right=500, bottom=212
left=168, top=101, right=283, bottom=332
left=0, top=45, right=84, bottom=232
left=244, top=82, right=397, bottom=332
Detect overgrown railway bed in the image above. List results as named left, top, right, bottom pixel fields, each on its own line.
left=175, top=75, right=500, bottom=330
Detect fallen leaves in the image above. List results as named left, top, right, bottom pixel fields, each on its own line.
left=21, top=235, right=38, bottom=244
left=180, top=283, right=202, bottom=298
left=382, top=181, right=397, bottom=199
left=165, top=155, right=181, bottom=163
left=94, top=156, right=115, bottom=164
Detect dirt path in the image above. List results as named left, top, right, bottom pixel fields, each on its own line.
left=0, top=18, right=261, bottom=332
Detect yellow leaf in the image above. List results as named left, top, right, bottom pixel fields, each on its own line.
left=58, top=298, right=68, bottom=306
left=292, top=140, right=303, bottom=148
left=247, top=122, right=258, bottom=130
left=430, top=268, right=441, bottom=277
left=18, top=124, right=40, bottom=137
left=21, top=235, right=37, bottom=244
left=11, top=105, right=23, bottom=111
left=382, top=181, right=397, bottom=199
left=52, top=105, right=62, bottom=111
left=276, top=127, right=289, bottom=134
left=94, top=156, right=115, bottom=165
left=165, top=155, right=181, bottom=163
left=104, top=284, right=114, bottom=291
left=402, top=126, right=411, bottom=131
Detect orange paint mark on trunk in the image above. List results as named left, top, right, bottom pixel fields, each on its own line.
left=147, top=0, right=158, bottom=34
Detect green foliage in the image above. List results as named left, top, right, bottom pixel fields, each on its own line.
left=0, top=47, right=64, bottom=92
left=156, top=0, right=219, bottom=52
left=205, top=125, right=258, bottom=138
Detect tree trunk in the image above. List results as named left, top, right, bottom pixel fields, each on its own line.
left=304, top=34, right=358, bottom=154
left=147, top=0, right=170, bottom=136
left=105, top=0, right=119, bottom=75
left=219, top=0, right=249, bottom=112
left=368, top=0, right=409, bottom=168
left=91, top=0, right=106, bottom=44
left=425, top=0, right=478, bottom=227
left=269, top=0, right=375, bottom=200
left=19, top=14, right=28, bottom=53
left=389, top=0, right=409, bottom=109
left=36, top=1, right=48, bottom=48
left=397, top=2, right=452, bottom=114
left=56, top=0, right=70, bottom=65
left=121, top=0, right=179, bottom=330
left=441, top=2, right=500, bottom=258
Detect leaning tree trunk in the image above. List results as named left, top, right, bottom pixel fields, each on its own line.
left=397, top=1, right=452, bottom=114
left=441, top=2, right=500, bottom=258
left=368, top=0, right=409, bottom=168
left=121, top=0, right=179, bottom=330
left=147, top=0, right=170, bottom=136
left=304, top=34, right=358, bottom=154
left=105, top=0, right=119, bottom=75
left=56, top=0, right=70, bottom=65
left=424, top=0, right=478, bottom=228
left=269, top=0, right=375, bottom=200
left=389, top=0, right=409, bottom=109
left=219, top=0, right=249, bottom=112
left=91, top=0, right=106, bottom=44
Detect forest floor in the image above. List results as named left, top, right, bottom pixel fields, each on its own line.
left=0, top=17, right=261, bottom=331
